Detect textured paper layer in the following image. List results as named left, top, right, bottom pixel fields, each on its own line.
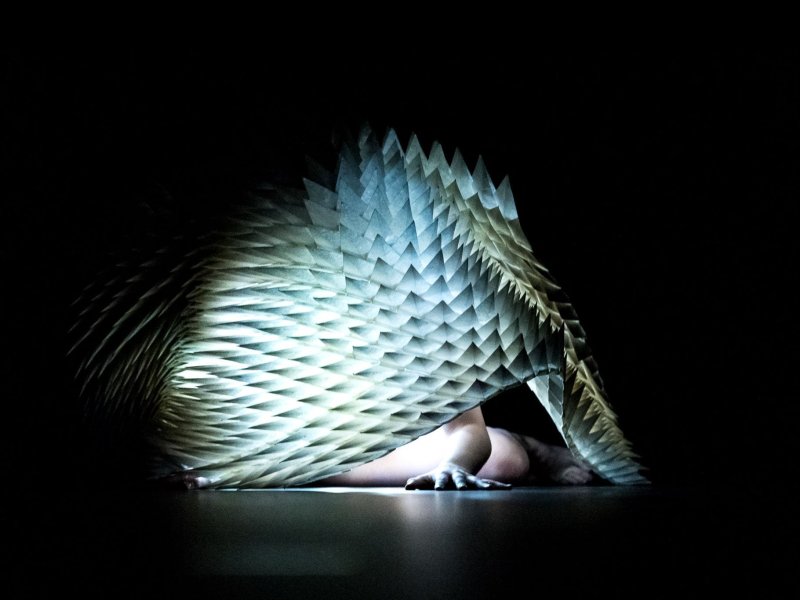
left=71, top=128, right=646, bottom=486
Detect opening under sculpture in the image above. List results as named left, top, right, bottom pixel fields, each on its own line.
left=71, top=128, right=647, bottom=488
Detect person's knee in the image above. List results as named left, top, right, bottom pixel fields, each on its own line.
left=481, top=433, right=530, bottom=481
left=494, top=448, right=530, bottom=481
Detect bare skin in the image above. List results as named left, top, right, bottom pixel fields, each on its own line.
left=159, top=407, right=593, bottom=490
left=509, top=431, right=594, bottom=485
left=319, top=407, right=594, bottom=490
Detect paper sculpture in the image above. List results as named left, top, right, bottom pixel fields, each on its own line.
left=70, top=128, right=646, bottom=487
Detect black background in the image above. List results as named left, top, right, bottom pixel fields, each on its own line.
left=3, top=42, right=798, bottom=489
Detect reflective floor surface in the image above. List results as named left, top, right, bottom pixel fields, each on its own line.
left=7, top=485, right=794, bottom=598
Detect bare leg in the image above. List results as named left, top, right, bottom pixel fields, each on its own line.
left=316, top=426, right=593, bottom=486
left=508, top=432, right=594, bottom=485
left=475, top=428, right=530, bottom=482
left=319, top=427, right=449, bottom=486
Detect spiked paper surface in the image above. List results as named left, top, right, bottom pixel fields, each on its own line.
left=71, top=129, right=646, bottom=486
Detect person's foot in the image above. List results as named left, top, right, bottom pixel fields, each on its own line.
left=512, top=434, right=594, bottom=485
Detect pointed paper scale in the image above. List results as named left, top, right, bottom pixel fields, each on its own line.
left=71, top=127, right=647, bottom=487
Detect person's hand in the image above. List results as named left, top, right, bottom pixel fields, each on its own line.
left=405, top=462, right=512, bottom=491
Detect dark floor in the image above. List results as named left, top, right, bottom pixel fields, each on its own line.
left=7, top=484, right=795, bottom=598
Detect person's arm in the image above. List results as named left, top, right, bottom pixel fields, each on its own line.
left=405, top=407, right=511, bottom=490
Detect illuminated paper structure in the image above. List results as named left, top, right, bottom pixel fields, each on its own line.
left=72, top=128, right=646, bottom=486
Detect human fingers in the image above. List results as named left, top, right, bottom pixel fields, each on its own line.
left=467, top=475, right=512, bottom=490
left=434, top=471, right=450, bottom=490
left=451, top=470, right=468, bottom=490
left=405, top=474, right=434, bottom=490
